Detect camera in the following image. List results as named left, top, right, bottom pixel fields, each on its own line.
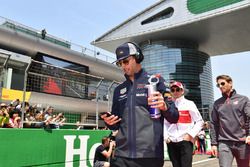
left=108, top=132, right=116, bottom=141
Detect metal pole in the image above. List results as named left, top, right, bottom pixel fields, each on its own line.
left=20, top=61, right=31, bottom=128
left=3, top=53, right=11, bottom=68
left=95, top=78, right=104, bottom=129
left=1, top=53, right=11, bottom=87
left=107, top=81, right=116, bottom=112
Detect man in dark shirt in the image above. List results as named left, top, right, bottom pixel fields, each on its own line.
left=93, top=136, right=115, bottom=167
left=101, top=42, right=179, bottom=167
left=210, top=75, right=250, bottom=167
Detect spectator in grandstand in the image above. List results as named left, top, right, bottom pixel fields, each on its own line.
left=164, top=81, right=204, bottom=167
left=43, top=106, right=65, bottom=129
left=0, top=103, right=10, bottom=128
left=23, top=104, right=45, bottom=128
left=7, top=103, right=15, bottom=113
left=101, top=42, right=179, bottom=167
left=10, top=99, right=20, bottom=108
left=76, top=121, right=83, bottom=130
left=35, top=108, right=45, bottom=122
left=52, top=112, right=66, bottom=129
left=8, top=108, right=21, bottom=128
left=29, top=108, right=47, bottom=128
left=43, top=105, right=55, bottom=128
left=44, top=105, right=53, bottom=120
left=93, top=136, right=115, bottom=167
left=24, top=109, right=36, bottom=128
left=210, top=75, right=250, bottom=167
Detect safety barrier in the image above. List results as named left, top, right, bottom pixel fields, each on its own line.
left=0, top=129, right=111, bottom=167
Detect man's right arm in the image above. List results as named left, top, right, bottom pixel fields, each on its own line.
left=101, top=141, right=115, bottom=158
left=210, top=104, right=219, bottom=156
left=162, top=98, right=179, bottom=123
left=210, top=104, right=219, bottom=146
left=243, top=96, right=250, bottom=144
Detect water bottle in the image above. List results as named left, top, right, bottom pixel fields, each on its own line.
left=145, top=75, right=161, bottom=119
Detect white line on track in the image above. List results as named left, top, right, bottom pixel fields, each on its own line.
left=192, top=158, right=217, bottom=165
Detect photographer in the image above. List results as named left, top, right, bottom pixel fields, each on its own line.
left=93, top=136, right=115, bottom=167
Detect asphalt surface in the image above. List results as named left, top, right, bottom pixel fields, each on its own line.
left=163, top=154, right=239, bottom=167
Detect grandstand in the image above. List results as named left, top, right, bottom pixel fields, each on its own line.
left=0, top=16, right=123, bottom=128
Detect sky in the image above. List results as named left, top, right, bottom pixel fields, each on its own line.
left=0, top=0, right=249, bottom=100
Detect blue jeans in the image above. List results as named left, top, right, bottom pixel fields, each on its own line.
left=218, top=141, right=249, bottom=167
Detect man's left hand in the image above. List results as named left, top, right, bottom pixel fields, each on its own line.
left=246, top=136, right=250, bottom=145
left=148, top=91, right=167, bottom=111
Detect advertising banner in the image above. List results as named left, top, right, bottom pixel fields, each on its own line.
left=0, top=129, right=111, bottom=167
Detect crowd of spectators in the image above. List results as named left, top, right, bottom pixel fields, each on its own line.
left=0, top=99, right=66, bottom=129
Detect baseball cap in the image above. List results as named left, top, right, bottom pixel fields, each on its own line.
left=114, top=42, right=138, bottom=63
left=0, top=103, right=7, bottom=108
left=170, top=81, right=184, bottom=89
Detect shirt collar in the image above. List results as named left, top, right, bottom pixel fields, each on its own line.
left=175, top=95, right=185, bottom=102
left=124, top=68, right=145, bottom=81
left=222, top=89, right=236, bottom=98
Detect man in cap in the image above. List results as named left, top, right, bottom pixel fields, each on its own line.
left=101, top=42, right=179, bottom=167
left=164, top=81, right=204, bottom=167
left=210, top=75, right=250, bottom=167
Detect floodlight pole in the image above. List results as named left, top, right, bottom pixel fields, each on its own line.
left=20, top=60, right=31, bottom=128
left=0, top=53, right=11, bottom=87
left=107, top=81, right=117, bottom=112
left=95, top=78, right=103, bottom=129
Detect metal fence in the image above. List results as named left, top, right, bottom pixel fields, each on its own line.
left=1, top=50, right=211, bottom=129
left=0, top=55, right=119, bottom=129
left=26, top=60, right=119, bottom=128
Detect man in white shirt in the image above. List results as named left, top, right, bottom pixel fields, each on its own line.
left=164, top=81, right=204, bottom=167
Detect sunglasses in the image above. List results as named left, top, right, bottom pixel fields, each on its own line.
left=170, top=87, right=182, bottom=93
left=216, top=82, right=226, bottom=88
left=116, top=57, right=133, bottom=67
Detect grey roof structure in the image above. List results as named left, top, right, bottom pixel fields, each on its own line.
left=93, top=0, right=250, bottom=56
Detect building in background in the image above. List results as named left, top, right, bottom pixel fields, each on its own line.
left=93, top=0, right=250, bottom=119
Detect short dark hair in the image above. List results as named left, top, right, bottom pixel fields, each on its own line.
left=101, top=136, right=109, bottom=144
left=216, top=75, right=232, bottom=83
